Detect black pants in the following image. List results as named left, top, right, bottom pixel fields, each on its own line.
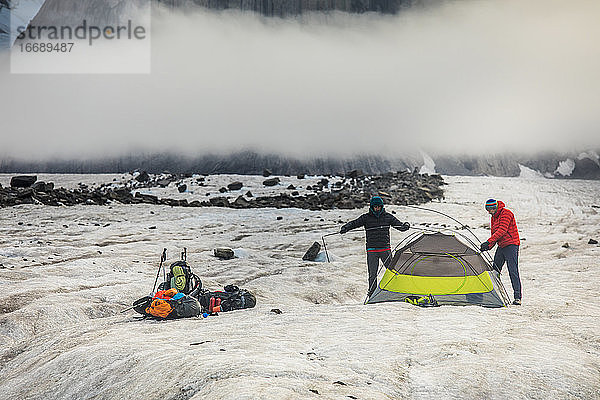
left=366, top=249, right=392, bottom=295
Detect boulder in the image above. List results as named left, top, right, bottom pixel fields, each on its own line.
left=178, top=184, right=187, bottom=193
left=297, top=174, right=305, bottom=179
left=302, top=242, right=321, bottom=261
left=157, top=179, right=171, bottom=188
left=17, top=188, right=34, bottom=199
left=233, top=195, right=250, bottom=208
left=346, top=169, right=363, bottom=178
left=589, top=239, right=598, bottom=245
left=263, top=177, right=280, bottom=186
left=135, top=171, right=150, bottom=182
left=227, top=181, right=243, bottom=191
left=263, top=169, right=272, bottom=177
left=134, top=192, right=159, bottom=204
left=214, top=248, right=235, bottom=260
left=209, top=197, right=230, bottom=207
left=10, top=175, right=37, bottom=188
left=287, top=184, right=296, bottom=190
left=219, top=187, right=228, bottom=193
left=32, top=181, right=48, bottom=192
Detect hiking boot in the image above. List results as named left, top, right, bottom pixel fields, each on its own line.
left=512, top=298, right=521, bottom=306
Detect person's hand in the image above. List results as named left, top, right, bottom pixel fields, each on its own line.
left=340, top=226, right=348, bottom=234
left=399, top=222, right=410, bottom=232
left=480, top=241, right=490, bottom=252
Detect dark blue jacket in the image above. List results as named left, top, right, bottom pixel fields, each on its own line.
left=341, top=208, right=406, bottom=249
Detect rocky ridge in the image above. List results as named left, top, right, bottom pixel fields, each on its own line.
left=0, top=170, right=445, bottom=210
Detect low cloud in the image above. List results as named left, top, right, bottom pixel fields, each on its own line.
left=1, top=0, right=599, bottom=161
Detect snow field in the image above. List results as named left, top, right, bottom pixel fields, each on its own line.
left=0, top=174, right=599, bottom=399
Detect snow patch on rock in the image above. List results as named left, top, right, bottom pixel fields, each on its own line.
left=518, top=164, right=545, bottom=179
left=419, top=151, right=436, bottom=175
left=555, top=158, right=575, bottom=176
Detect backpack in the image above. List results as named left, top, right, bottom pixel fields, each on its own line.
left=171, top=293, right=201, bottom=318
left=133, top=288, right=201, bottom=319
left=144, top=288, right=179, bottom=319
left=197, top=284, right=256, bottom=313
left=159, top=261, right=202, bottom=295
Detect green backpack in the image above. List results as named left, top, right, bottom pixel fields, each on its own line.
left=159, top=261, right=202, bottom=294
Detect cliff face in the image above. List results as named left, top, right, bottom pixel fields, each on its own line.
left=31, top=0, right=147, bottom=25
left=2, top=150, right=600, bottom=179
left=4, top=0, right=427, bottom=49
left=161, top=0, right=421, bottom=16
left=434, top=152, right=600, bottom=180
left=12, top=0, right=422, bottom=47
left=0, top=152, right=416, bottom=175
left=28, top=0, right=424, bottom=27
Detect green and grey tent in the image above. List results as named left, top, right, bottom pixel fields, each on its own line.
left=366, top=232, right=510, bottom=307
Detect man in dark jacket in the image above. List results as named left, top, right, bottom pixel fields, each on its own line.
left=480, top=199, right=522, bottom=305
left=340, top=196, right=410, bottom=297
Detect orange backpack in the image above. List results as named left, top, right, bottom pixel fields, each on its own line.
left=145, top=289, right=178, bottom=319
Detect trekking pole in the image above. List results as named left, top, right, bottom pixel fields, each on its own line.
left=162, top=252, right=167, bottom=285
left=322, top=232, right=339, bottom=262
left=151, top=248, right=167, bottom=295
left=321, top=232, right=338, bottom=263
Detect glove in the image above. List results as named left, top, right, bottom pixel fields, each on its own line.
left=340, top=226, right=349, bottom=234
left=398, top=222, right=410, bottom=232
left=480, top=241, right=490, bottom=252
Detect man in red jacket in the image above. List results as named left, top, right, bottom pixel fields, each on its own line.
left=480, top=199, right=522, bottom=305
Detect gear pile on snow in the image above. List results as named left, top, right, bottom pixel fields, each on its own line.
left=131, top=250, right=256, bottom=320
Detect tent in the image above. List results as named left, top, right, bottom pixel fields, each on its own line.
left=366, top=232, right=510, bottom=307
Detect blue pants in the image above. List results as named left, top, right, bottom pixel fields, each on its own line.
left=366, top=249, right=392, bottom=295
left=494, top=244, right=522, bottom=300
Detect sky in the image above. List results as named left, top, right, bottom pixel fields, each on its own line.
left=1, top=0, right=600, bottom=160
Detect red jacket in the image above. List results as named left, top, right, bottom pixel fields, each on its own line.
left=488, top=201, right=520, bottom=248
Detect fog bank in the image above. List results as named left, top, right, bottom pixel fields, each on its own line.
left=1, top=0, right=599, bottom=160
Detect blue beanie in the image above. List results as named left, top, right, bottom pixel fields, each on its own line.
left=370, top=196, right=384, bottom=207
left=485, top=199, right=498, bottom=209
